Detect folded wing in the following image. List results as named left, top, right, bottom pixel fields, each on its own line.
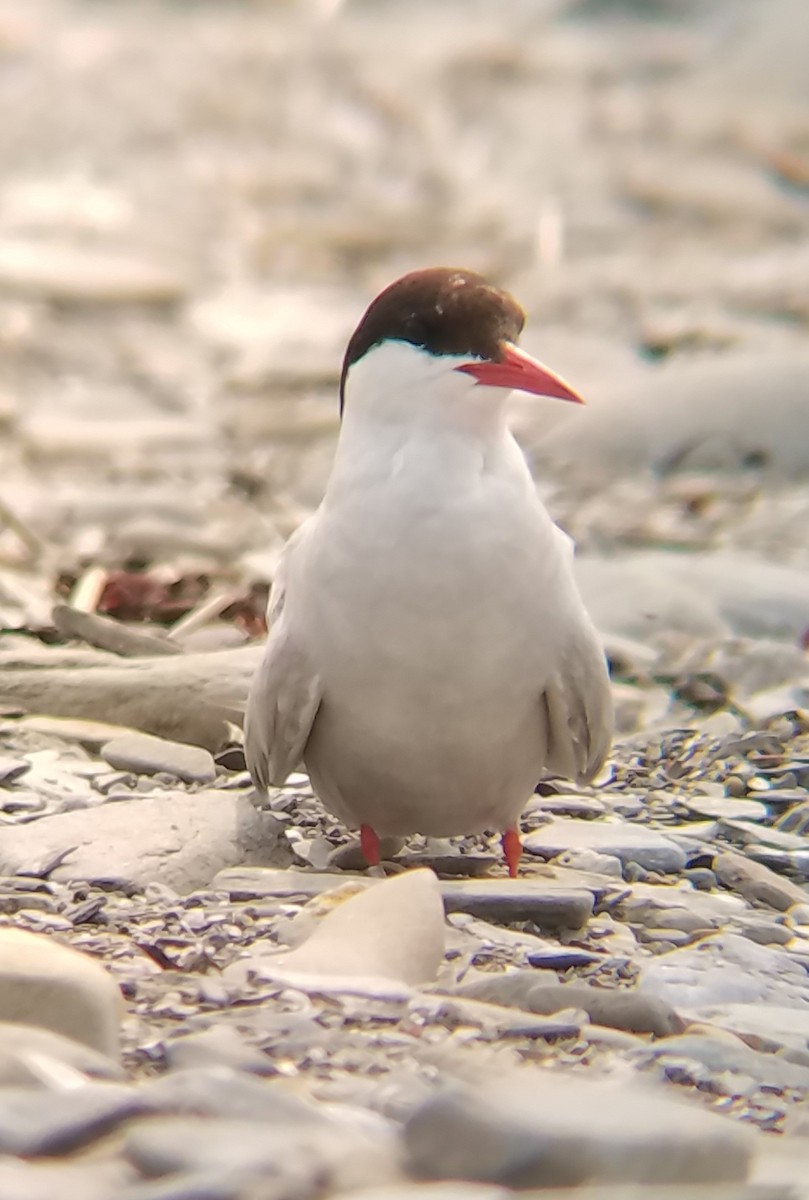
left=244, top=525, right=322, bottom=794
left=540, top=609, right=613, bottom=786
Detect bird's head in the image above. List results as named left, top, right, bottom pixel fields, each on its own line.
left=339, top=268, right=584, bottom=430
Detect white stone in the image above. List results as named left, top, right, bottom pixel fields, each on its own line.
left=235, top=868, right=445, bottom=987
left=0, top=929, right=121, bottom=1057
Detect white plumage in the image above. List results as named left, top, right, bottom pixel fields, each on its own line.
left=246, top=271, right=612, bottom=872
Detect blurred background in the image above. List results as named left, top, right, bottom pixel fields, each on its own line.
left=0, top=0, right=807, bottom=715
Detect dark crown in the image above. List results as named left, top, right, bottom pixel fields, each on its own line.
left=339, top=268, right=525, bottom=412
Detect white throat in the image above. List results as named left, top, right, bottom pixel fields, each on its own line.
left=326, top=340, right=533, bottom=510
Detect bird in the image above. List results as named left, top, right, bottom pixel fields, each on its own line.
left=245, top=267, right=613, bottom=877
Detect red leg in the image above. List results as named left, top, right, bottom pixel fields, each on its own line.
left=360, top=823, right=381, bottom=868
left=501, top=827, right=522, bottom=878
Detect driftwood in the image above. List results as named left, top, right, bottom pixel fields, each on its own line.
left=0, top=643, right=262, bottom=751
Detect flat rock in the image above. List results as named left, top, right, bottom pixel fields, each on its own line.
left=213, top=868, right=598, bottom=930
left=0, top=1021, right=123, bottom=1087
left=692, top=1004, right=809, bottom=1058
left=542, top=353, right=809, bottom=481
left=0, top=1083, right=144, bottom=1156
left=0, top=928, right=120, bottom=1057
left=238, top=869, right=445, bottom=987
left=525, top=819, right=686, bottom=874
left=439, top=878, right=596, bottom=929
left=456, top=974, right=682, bottom=1037
left=125, top=1107, right=399, bottom=1194
left=14, top=715, right=144, bottom=752
left=0, top=793, right=289, bottom=893
left=0, top=755, right=30, bottom=785
left=101, top=731, right=216, bottom=784
left=0, top=238, right=186, bottom=304
left=575, top=553, right=809, bottom=645
left=404, top=1071, right=753, bottom=1186
left=682, top=796, right=768, bottom=823
left=631, top=1033, right=809, bottom=1093
left=0, top=1160, right=132, bottom=1200
left=639, top=933, right=809, bottom=1013
left=713, top=850, right=809, bottom=911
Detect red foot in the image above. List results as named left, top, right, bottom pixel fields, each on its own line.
left=501, top=827, right=523, bottom=878
left=360, top=823, right=381, bottom=868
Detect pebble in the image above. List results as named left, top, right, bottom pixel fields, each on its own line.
left=101, top=732, right=216, bottom=785
left=525, top=818, right=687, bottom=874
left=404, top=1071, right=753, bottom=1186
left=0, top=928, right=121, bottom=1056
left=525, top=947, right=602, bottom=969
left=0, top=793, right=289, bottom=893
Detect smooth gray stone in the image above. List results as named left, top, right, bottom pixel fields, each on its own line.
left=525, top=819, right=686, bottom=874
left=0, top=794, right=289, bottom=893
left=340, top=1188, right=789, bottom=1200
left=639, top=933, right=809, bottom=1012
left=0, top=1021, right=123, bottom=1087
left=541, top=354, right=809, bottom=481
left=125, top=1118, right=321, bottom=1178
left=575, top=552, right=809, bottom=644
left=404, top=1073, right=753, bottom=1186
left=165, top=1027, right=274, bottom=1077
left=438, top=879, right=595, bottom=929
left=687, top=1005, right=809, bottom=1057
left=0, top=1083, right=144, bottom=1156
left=0, top=929, right=121, bottom=1058
left=714, top=850, right=809, bottom=912
left=125, top=1108, right=398, bottom=1192
left=456, top=973, right=682, bottom=1037
left=0, top=755, right=30, bottom=785
left=631, top=1034, right=809, bottom=1092
left=528, top=984, right=683, bottom=1037
left=102, top=732, right=216, bottom=784
left=140, top=1066, right=331, bottom=1123
left=122, top=1170, right=269, bottom=1200
left=213, top=868, right=598, bottom=930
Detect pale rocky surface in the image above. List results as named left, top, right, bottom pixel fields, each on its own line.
left=0, top=792, right=290, bottom=892
left=0, top=0, right=807, bottom=1196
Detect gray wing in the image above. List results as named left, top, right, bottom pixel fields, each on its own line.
left=541, top=528, right=614, bottom=783
left=244, top=525, right=322, bottom=794
left=541, top=612, right=613, bottom=784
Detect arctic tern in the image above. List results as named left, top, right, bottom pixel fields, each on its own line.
left=246, top=268, right=613, bottom=876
